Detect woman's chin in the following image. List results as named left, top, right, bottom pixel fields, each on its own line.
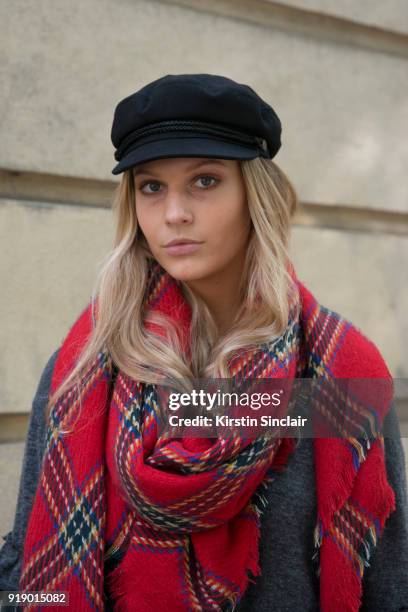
left=161, top=260, right=210, bottom=283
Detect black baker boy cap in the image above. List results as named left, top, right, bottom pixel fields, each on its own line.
left=111, top=73, right=282, bottom=175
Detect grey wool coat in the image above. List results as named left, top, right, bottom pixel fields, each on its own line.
left=1, top=349, right=408, bottom=611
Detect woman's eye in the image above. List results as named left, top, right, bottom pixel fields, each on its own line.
left=195, top=176, right=218, bottom=189
left=138, top=175, right=219, bottom=195
left=139, top=180, right=162, bottom=194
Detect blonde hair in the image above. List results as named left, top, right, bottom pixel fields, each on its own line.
left=45, top=157, right=300, bottom=427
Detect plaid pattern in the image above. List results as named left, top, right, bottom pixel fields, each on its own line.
left=19, top=261, right=396, bottom=611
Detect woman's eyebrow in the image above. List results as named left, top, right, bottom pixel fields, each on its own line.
left=133, top=159, right=227, bottom=177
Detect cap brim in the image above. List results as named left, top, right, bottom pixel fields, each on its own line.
left=111, top=137, right=263, bottom=175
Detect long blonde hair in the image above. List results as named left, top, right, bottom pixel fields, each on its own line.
left=46, top=157, right=300, bottom=424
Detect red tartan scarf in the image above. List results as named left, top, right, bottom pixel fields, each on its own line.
left=20, top=261, right=396, bottom=611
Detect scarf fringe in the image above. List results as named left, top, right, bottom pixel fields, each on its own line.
left=316, top=436, right=372, bottom=531
left=312, top=437, right=397, bottom=589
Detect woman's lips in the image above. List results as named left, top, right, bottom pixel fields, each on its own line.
left=164, top=242, right=203, bottom=255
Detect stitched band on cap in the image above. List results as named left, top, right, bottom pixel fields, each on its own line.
left=114, top=119, right=269, bottom=161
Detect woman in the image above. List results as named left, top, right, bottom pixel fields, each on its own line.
left=0, top=74, right=407, bottom=612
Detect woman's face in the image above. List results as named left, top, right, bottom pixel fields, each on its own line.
left=133, top=157, right=252, bottom=284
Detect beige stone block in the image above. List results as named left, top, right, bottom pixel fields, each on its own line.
left=0, top=442, right=23, bottom=539
left=0, top=199, right=114, bottom=413
left=290, top=225, right=408, bottom=377
left=274, top=0, right=408, bottom=34
left=1, top=0, right=407, bottom=212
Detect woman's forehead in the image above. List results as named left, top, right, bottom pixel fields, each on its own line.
left=133, top=157, right=233, bottom=176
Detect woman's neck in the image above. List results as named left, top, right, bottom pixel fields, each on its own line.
left=185, top=256, right=245, bottom=337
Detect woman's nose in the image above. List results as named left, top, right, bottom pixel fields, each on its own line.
left=164, top=193, right=193, bottom=224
